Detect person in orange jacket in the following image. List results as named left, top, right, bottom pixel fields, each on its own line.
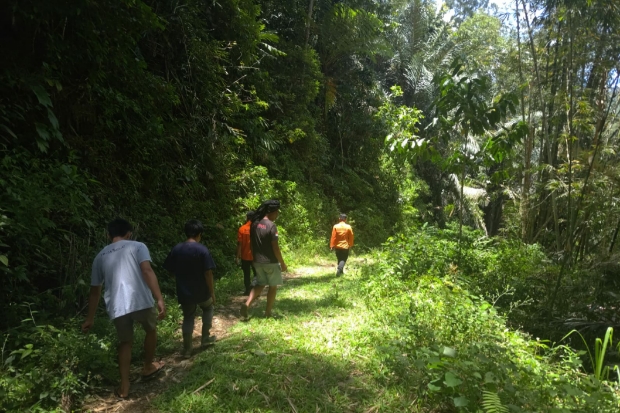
left=236, top=211, right=256, bottom=295
left=330, top=213, right=354, bottom=276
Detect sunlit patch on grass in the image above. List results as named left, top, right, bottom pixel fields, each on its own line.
left=153, top=259, right=419, bottom=412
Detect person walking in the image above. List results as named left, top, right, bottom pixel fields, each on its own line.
left=82, top=218, right=166, bottom=399
left=330, top=213, right=354, bottom=276
left=240, top=200, right=287, bottom=320
left=236, top=211, right=256, bottom=295
left=163, top=219, right=217, bottom=357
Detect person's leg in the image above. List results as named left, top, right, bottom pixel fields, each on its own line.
left=118, top=340, right=132, bottom=397
left=336, top=249, right=348, bottom=276
left=265, top=285, right=278, bottom=317
left=137, top=307, right=164, bottom=374
left=199, top=298, right=215, bottom=346
left=245, top=285, right=265, bottom=307
left=180, top=303, right=197, bottom=355
left=142, top=328, right=158, bottom=370
left=113, top=314, right=134, bottom=397
left=241, top=263, right=270, bottom=318
left=264, top=263, right=283, bottom=317
left=241, top=285, right=265, bottom=318
left=342, top=249, right=350, bottom=273
left=335, top=249, right=340, bottom=274
left=242, top=260, right=252, bottom=295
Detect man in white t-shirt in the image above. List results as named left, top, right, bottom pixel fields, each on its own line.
left=82, top=218, right=166, bottom=399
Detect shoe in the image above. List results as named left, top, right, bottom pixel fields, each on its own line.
left=201, top=335, right=216, bottom=347
left=240, top=303, right=248, bottom=319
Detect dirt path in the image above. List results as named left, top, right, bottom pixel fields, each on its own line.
left=81, top=266, right=327, bottom=413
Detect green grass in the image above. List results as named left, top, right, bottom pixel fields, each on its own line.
left=153, top=257, right=418, bottom=412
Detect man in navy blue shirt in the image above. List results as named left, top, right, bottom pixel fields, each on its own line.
left=163, top=220, right=216, bottom=357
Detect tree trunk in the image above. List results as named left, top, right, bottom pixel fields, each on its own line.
left=416, top=160, right=446, bottom=229
left=484, top=190, right=504, bottom=237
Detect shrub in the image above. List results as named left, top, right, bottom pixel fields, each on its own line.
left=363, top=231, right=620, bottom=412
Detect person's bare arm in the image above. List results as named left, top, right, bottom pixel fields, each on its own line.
left=235, top=241, right=242, bottom=265
left=140, top=261, right=166, bottom=320
left=81, top=285, right=102, bottom=333
left=272, top=240, right=287, bottom=272
left=205, top=269, right=215, bottom=305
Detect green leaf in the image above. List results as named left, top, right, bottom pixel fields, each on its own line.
left=32, top=85, right=53, bottom=107
left=35, top=123, right=51, bottom=141
left=484, top=371, right=496, bottom=383
left=0, top=255, right=7, bottom=266
left=427, top=382, right=441, bottom=392
left=444, top=372, right=462, bottom=387
left=0, top=124, right=17, bottom=139
left=442, top=346, right=457, bottom=358
left=47, top=108, right=60, bottom=129
left=453, top=396, right=469, bottom=407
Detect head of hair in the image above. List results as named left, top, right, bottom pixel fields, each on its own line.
left=185, top=219, right=204, bottom=238
left=108, top=218, right=133, bottom=238
left=251, top=200, right=280, bottom=222
left=246, top=210, right=255, bottom=222
left=339, top=213, right=347, bottom=221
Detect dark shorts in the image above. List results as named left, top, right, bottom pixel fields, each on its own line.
left=113, top=306, right=157, bottom=343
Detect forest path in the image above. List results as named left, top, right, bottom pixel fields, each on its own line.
left=81, top=261, right=337, bottom=413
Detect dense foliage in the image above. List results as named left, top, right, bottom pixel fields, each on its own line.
left=364, top=228, right=620, bottom=411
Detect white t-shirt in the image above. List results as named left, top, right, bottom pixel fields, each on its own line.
left=91, top=240, right=154, bottom=319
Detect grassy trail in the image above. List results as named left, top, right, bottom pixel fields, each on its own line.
left=147, top=257, right=414, bottom=413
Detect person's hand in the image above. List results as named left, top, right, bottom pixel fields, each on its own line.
left=81, top=319, right=94, bottom=334
left=157, top=299, right=166, bottom=320
left=211, top=294, right=216, bottom=306
left=235, top=257, right=240, bottom=266
left=281, top=263, right=288, bottom=272
left=330, top=247, right=334, bottom=251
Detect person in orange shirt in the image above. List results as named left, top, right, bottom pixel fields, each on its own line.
left=330, top=213, right=354, bottom=277
left=236, top=211, right=256, bottom=295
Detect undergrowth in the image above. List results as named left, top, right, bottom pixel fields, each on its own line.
left=152, top=243, right=620, bottom=412
left=364, top=228, right=620, bottom=412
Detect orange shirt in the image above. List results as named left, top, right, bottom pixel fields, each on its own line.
left=237, top=221, right=253, bottom=261
left=330, top=221, right=354, bottom=250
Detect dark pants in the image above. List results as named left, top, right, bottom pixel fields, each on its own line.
left=181, top=298, right=213, bottom=337
left=335, top=248, right=349, bottom=276
left=242, top=259, right=256, bottom=293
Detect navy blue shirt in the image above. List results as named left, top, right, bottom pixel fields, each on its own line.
left=163, top=242, right=216, bottom=305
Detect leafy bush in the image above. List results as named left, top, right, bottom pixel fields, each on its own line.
left=0, top=296, right=187, bottom=413
left=375, top=223, right=548, bottom=320
left=363, top=231, right=620, bottom=412
left=1, top=319, right=114, bottom=412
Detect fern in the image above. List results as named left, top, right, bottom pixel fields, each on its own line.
left=482, top=391, right=508, bottom=413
